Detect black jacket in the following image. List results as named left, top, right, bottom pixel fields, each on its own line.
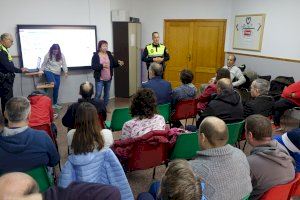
left=91, top=51, right=120, bottom=82
left=198, top=89, right=244, bottom=126
left=62, top=98, right=106, bottom=129
left=243, top=95, right=274, bottom=118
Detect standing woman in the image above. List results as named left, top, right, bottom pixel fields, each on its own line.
left=91, top=40, right=124, bottom=108
left=41, top=44, right=68, bottom=109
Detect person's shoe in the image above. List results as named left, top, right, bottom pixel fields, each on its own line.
left=52, top=104, right=62, bottom=109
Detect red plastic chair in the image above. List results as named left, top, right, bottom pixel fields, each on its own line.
left=260, top=173, right=300, bottom=200
left=291, top=173, right=300, bottom=197
left=98, top=114, right=105, bottom=129
left=171, top=99, right=197, bottom=127
left=127, top=141, right=168, bottom=179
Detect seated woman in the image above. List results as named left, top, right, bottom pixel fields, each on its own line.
left=59, top=102, right=133, bottom=200
left=121, top=88, right=166, bottom=140
left=137, top=159, right=205, bottom=200
left=172, top=69, right=197, bottom=105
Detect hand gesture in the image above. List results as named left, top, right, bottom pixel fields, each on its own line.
left=118, top=60, right=125, bottom=66
left=21, top=68, right=28, bottom=73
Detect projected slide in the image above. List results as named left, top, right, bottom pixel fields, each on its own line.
left=17, top=25, right=97, bottom=69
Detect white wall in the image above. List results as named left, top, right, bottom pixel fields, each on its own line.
left=111, top=0, right=233, bottom=48
left=1, top=0, right=116, bottom=103
left=228, top=0, right=300, bottom=80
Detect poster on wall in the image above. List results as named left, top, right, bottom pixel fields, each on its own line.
left=233, top=14, right=266, bottom=51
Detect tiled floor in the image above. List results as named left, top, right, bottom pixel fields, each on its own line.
left=54, top=97, right=300, bottom=198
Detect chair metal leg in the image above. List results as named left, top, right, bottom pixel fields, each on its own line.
left=184, top=119, right=188, bottom=129
left=242, top=140, right=247, bottom=151
left=152, top=167, right=156, bottom=179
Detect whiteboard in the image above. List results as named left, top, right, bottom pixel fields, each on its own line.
left=17, top=25, right=97, bottom=69
left=233, top=14, right=266, bottom=51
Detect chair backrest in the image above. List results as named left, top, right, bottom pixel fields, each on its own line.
left=157, top=103, right=171, bottom=123
left=111, top=107, right=132, bottom=131
left=172, top=99, right=197, bottom=121
left=170, top=132, right=200, bottom=160
left=26, top=166, right=53, bottom=192
left=226, top=120, right=245, bottom=145
left=127, top=141, right=168, bottom=171
left=260, top=173, right=300, bottom=200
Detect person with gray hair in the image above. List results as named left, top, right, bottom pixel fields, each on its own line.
left=197, top=78, right=244, bottom=127
left=0, top=97, right=59, bottom=174
left=0, top=33, right=28, bottom=115
left=142, top=63, right=172, bottom=104
left=243, top=79, right=274, bottom=117
left=190, top=116, right=252, bottom=200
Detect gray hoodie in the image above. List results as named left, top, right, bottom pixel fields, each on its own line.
left=247, top=140, right=295, bottom=200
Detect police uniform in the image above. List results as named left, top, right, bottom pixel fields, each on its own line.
left=141, top=43, right=170, bottom=78
left=0, top=44, right=22, bottom=113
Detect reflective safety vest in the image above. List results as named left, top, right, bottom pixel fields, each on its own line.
left=146, top=43, right=165, bottom=58
left=0, top=44, right=12, bottom=61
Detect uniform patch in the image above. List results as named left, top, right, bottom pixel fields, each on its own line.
left=150, top=49, right=154, bottom=53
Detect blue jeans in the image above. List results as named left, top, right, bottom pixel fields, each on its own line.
left=44, top=71, right=60, bottom=105
left=95, top=79, right=111, bottom=107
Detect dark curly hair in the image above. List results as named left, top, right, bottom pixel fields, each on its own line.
left=180, top=69, right=194, bottom=84
left=130, top=88, right=157, bottom=120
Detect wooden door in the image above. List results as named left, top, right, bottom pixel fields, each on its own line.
left=164, top=20, right=226, bottom=88
left=164, top=21, right=193, bottom=88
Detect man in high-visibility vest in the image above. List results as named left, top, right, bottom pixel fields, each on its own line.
left=142, top=32, right=170, bottom=79
left=0, top=33, right=27, bottom=114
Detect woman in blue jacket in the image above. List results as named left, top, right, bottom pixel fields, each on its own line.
left=91, top=40, right=124, bottom=107
left=59, top=102, right=133, bottom=200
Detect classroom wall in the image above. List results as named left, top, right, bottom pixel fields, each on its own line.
left=227, top=0, right=300, bottom=81
left=1, top=0, right=115, bottom=103
left=112, top=0, right=300, bottom=81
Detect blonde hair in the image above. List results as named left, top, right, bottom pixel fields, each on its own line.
left=160, top=159, right=202, bottom=200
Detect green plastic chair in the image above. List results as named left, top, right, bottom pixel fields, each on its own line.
left=226, top=120, right=245, bottom=145
left=105, top=107, right=132, bottom=131
left=170, top=132, right=200, bottom=160
left=26, top=166, right=54, bottom=192
left=242, top=194, right=250, bottom=200
left=157, top=103, right=171, bottom=123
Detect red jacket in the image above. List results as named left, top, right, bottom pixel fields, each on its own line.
left=113, top=128, right=183, bottom=161
left=197, top=83, right=217, bottom=111
left=29, top=95, right=53, bottom=127
left=282, top=81, right=300, bottom=106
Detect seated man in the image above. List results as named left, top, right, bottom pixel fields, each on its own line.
left=197, top=68, right=230, bottom=112
left=0, top=97, right=59, bottom=173
left=245, top=114, right=295, bottom=200
left=28, top=90, right=54, bottom=127
left=274, top=128, right=300, bottom=172
left=0, top=172, right=121, bottom=200
left=223, top=54, right=246, bottom=87
left=273, top=81, right=300, bottom=131
left=197, top=78, right=244, bottom=127
left=243, top=78, right=274, bottom=118
left=62, top=81, right=106, bottom=129
left=142, top=62, right=172, bottom=105
left=189, top=117, right=252, bottom=199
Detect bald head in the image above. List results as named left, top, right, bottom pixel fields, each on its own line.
left=79, top=81, right=94, bottom=99
left=149, top=62, right=163, bottom=78
left=217, top=78, right=233, bottom=93
left=0, top=172, right=39, bottom=198
left=199, top=116, right=228, bottom=147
